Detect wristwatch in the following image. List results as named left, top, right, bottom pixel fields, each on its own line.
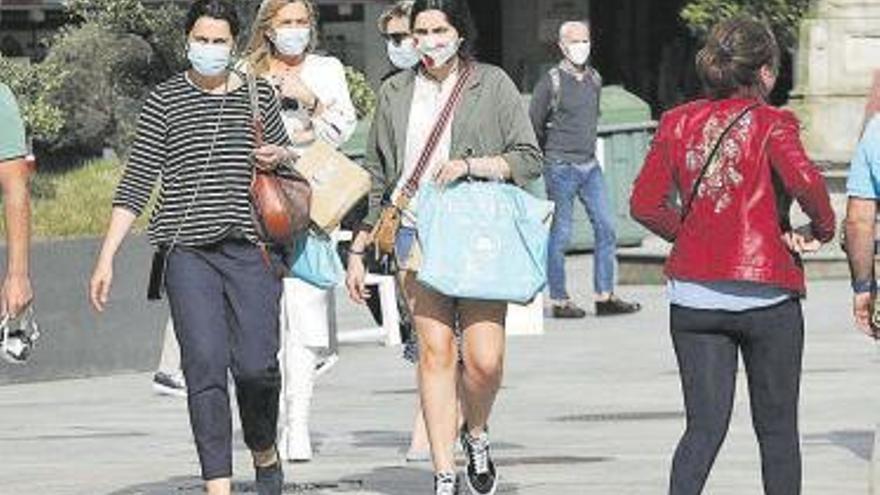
left=851, top=279, right=876, bottom=294
left=306, top=96, right=319, bottom=113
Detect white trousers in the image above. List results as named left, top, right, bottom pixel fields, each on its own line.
left=277, top=278, right=332, bottom=461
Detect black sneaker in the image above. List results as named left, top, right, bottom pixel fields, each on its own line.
left=434, top=472, right=459, bottom=495
left=255, top=461, right=283, bottom=495
left=460, top=426, right=498, bottom=495
left=551, top=300, right=587, bottom=319
left=595, top=295, right=641, bottom=316
left=152, top=371, right=187, bottom=398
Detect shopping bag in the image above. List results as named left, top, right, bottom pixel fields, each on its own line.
left=290, top=231, right=344, bottom=289
left=416, top=181, right=553, bottom=303
left=294, top=140, right=371, bottom=233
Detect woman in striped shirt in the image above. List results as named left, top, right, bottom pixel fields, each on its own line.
left=88, top=2, right=292, bottom=494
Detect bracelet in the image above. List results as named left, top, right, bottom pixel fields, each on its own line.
left=348, top=248, right=366, bottom=257
left=852, top=279, right=876, bottom=294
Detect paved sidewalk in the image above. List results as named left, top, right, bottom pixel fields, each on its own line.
left=0, top=265, right=876, bottom=493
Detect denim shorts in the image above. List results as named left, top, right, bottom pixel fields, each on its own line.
left=395, top=226, right=422, bottom=271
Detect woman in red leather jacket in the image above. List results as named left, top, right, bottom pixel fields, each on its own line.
left=631, top=17, right=835, bottom=495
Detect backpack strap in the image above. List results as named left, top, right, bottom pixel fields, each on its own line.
left=588, top=67, right=602, bottom=89
left=549, top=67, right=561, bottom=118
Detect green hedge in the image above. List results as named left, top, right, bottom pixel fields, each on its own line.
left=0, top=159, right=148, bottom=240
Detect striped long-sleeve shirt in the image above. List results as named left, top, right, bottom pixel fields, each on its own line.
left=113, top=72, right=291, bottom=247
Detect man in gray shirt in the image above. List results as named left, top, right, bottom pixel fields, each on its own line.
left=529, top=20, right=640, bottom=318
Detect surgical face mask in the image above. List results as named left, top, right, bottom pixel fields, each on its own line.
left=273, top=27, right=311, bottom=57
left=387, top=38, right=420, bottom=69
left=0, top=305, right=39, bottom=365
left=417, top=34, right=461, bottom=68
left=187, top=42, right=232, bottom=77
left=565, top=41, right=591, bottom=66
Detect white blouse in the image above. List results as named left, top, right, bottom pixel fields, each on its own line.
left=249, top=54, right=357, bottom=150
left=394, top=66, right=460, bottom=226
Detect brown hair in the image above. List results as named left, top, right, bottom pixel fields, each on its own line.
left=245, top=0, right=319, bottom=76
left=695, top=16, right=780, bottom=100
left=377, top=0, right=414, bottom=35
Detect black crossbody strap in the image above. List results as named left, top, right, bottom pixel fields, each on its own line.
left=681, top=103, right=760, bottom=220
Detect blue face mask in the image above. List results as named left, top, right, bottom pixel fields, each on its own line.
left=187, top=42, right=232, bottom=77
left=387, top=38, right=420, bottom=70
left=273, top=27, right=311, bottom=57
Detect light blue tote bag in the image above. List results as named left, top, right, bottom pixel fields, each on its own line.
left=416, top=181, right=553, bottom=303
left=290, top=231, right=344, bottom=289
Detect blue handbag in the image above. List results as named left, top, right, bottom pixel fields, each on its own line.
left=290, top=231, right=344, bottom=289
left=416, top=181, right=553, bottom=303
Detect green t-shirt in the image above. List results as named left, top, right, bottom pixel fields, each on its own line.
left=0, top=83, right=27, bottom=162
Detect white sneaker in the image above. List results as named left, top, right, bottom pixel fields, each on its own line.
left=405, top=447, right=431, bottom=463
left=434, top=472, right=459, bottom=495
left=278, top=423, right=312, bottom=462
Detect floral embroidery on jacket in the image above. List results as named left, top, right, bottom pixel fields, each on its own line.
left=684, top=110, right=753, bottom=214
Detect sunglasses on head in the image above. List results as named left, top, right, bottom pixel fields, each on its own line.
left=384, top=32, right=411, bottom=46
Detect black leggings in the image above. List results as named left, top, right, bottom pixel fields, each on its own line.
left=669, top=299, right=803, bottom=495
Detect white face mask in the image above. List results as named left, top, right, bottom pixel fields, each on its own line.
left=187, top=42, right=232, bottom=77
left=273, top=27, right=310, bottom=56
left=565, top=41, right=591, bottom=66
left=417, top=35, right=461, bottom=68
left=387, top=38, right=420, bottom=70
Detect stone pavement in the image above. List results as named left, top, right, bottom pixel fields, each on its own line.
left=0, top=256, right=877, bottom=494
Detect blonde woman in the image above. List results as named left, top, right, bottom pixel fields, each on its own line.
left=244, top=0, right=357, bottom=463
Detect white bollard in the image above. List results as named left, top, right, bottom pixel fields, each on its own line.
left=505, top=294, right=545, bottom=336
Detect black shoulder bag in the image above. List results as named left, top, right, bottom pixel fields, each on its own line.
left=680, top=103, right=760, bottom=221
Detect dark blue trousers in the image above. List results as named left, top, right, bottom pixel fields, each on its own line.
left=165, top=240, right=283, bottom=480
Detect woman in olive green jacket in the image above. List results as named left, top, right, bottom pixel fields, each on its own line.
left=345, top=1, right=541, bottom=493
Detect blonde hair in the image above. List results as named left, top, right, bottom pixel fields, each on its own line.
left=245, top=0, right=319, bottom=76
left=377, top=1, right=414, bottom=34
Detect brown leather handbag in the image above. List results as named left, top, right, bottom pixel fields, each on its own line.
left=372, top=195, right=408, bottom=256
left=247, top=74, right=312, bottom=247
left=371, top=62, right=473, bottom=257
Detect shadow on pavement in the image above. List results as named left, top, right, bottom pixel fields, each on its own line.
left=337, top=454, right=613, bottom=494
left=803, top=429, right=874, bottom=460
left=347, top=429, right=526, bottom=454
left=105, top=475, right=363, bottom=494
left=339, top=465, right=520, bottom=494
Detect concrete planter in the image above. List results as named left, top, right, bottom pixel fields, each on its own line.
left=0, top=236, right=166, bottom=385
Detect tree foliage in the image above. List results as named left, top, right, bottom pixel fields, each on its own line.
left=680, top=0, right=812, bottom=50
left=43, top=23, right=155, bottom=154
left=9, top=0, right=376, bottom=158
left=65, top=0, right=188, bottom=85
left=345, top=66, right=376, bottom=119
left=0, top=57, right=66, bottom=142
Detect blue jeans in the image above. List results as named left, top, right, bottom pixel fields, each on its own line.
left=544, top=159, right=617, bottom=299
